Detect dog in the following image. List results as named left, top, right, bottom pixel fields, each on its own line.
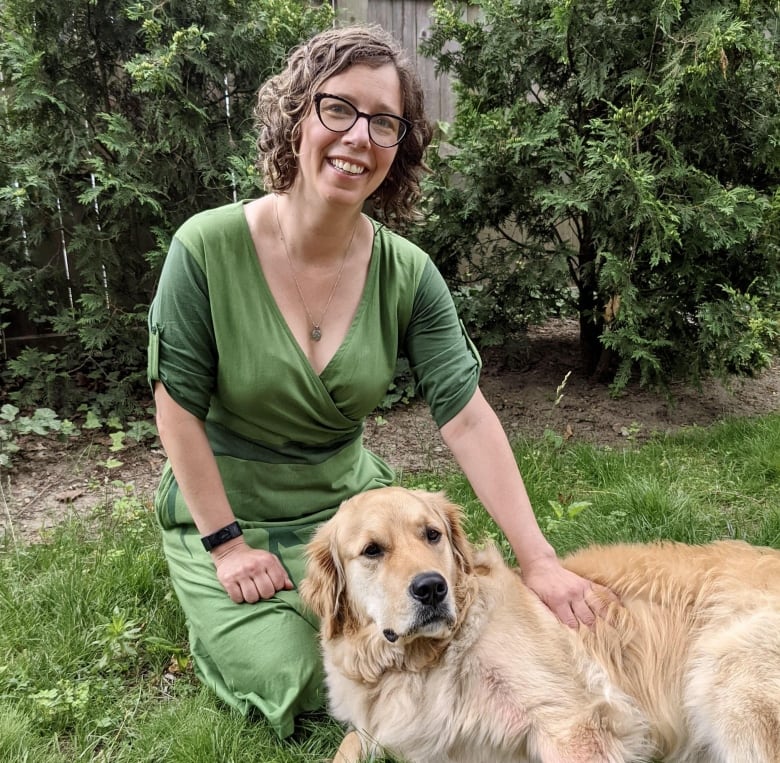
left=300, top=486, right=780, bottom=763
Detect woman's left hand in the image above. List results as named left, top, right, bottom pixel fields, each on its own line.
left=522, top=555, right=618, bottom=629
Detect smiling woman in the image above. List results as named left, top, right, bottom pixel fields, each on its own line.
left=254, top=25, right=431, bottom=224
left=277, top=61, right=404, bottom=218
left=146, top=23, right=611, bottom=744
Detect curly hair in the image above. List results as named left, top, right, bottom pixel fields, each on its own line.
left=254, top=24, right=433, bottom=225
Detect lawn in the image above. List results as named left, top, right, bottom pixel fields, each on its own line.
left=1, top=413, right=779, bottom=762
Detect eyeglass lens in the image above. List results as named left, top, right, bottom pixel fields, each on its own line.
left=317, top=95, right=407, bottom=147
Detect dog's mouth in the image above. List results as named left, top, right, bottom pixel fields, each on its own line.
left=383, top=606, right=455, bottom=643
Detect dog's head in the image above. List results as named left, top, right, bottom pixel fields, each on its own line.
left=301, top=487, right=474, bottom=647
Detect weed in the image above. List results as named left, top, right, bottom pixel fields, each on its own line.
left=92, top=607, right=143, bottom=672
left=0, top=404, right=79, bottom=468
left=544, top=497, right=592, bottom=534
left=542, top=371, right=574, bottom=449
left=0, top=403, right=157, bottom=471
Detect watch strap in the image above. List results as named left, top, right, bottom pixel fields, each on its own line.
left=201, top=521, right=243, bottom=551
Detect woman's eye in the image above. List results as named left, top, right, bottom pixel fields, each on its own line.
left=362, top=543, right=382, bottom=558
left=324, top=103, right=352, bottom=118
left=426, top=528, right=442, bottom=543
left=373, top=116, right=393, bottom=130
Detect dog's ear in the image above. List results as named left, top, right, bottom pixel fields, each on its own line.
left=300, top=522, right=347, bottom=640
left=427, top=491, right=474, bottom=575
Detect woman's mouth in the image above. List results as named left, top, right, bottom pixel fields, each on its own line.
left=329, top=158, right=366, bottom=176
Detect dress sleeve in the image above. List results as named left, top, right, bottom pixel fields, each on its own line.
left=147, top=235, right=216, bottom=420
left=404, top=258, right=482, bottom=428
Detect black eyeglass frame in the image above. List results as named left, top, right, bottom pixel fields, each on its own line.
left=313, top=93, right=413, bottom=148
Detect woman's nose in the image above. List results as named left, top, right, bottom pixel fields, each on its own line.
left=342, top=114, right=372, bottom=147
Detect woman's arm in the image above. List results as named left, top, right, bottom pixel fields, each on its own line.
left=154, top=383, right=293, bottom=603
left=440, top=387, right=614, bottom=628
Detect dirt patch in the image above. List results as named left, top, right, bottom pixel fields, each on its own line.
left=366, top=320, right=780, bottom=471
left=4, top=320, right=779, bottom=541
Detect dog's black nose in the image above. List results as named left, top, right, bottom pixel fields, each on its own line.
left=410, top=572, right=448, bottom=606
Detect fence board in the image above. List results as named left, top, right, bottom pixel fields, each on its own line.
left=333, top=0, right=458, bottom=124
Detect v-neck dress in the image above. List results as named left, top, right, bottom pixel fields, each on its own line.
left=147, top=200, right=481, bottom=737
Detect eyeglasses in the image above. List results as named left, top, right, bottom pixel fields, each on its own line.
left=313, top=93, right=412, bottom=148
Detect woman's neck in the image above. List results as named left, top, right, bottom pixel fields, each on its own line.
left=275, top=192, right=364, bottom=267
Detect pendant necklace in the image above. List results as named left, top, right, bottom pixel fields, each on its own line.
left=274, top=197, right=358, bottom=342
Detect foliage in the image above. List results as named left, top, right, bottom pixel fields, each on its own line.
left=378, top=357, right=417, bottom=410
left=0, top=0, right=332, bottom=415
left=543, top=497, right=592, bottom=534
left=0, top=401, right=156, bottom=470
left=0, top=403, right=78, bottom=468
left=419, top=0, right=780, bottom=388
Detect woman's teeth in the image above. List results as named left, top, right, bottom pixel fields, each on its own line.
left=330, top=159, right=365, bottom=175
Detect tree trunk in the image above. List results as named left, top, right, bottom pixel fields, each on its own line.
left=576, top=221, right=607, bottom=376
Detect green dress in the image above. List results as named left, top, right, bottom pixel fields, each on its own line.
left=147, top=200, right=480, bottom=737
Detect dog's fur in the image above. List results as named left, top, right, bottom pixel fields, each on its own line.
left=300, top=486, right=780, bottom=763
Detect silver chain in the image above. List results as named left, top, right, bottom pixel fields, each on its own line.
left=274, top=197, right=358, bottom=342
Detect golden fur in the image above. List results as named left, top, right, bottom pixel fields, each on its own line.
left=300, top=486, right=780, bottom=763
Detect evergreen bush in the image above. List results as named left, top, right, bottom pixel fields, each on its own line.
left=0, top=0, right=331, bottom=415
left=419, top=0, right=780, bottom=388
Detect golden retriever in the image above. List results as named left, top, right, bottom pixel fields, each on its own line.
left=301, top=486, right=780, bottom=763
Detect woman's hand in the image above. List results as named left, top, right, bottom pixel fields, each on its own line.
left=522, top=555, right=618, bottom=629
left=211, top=539, right=294, bottom=603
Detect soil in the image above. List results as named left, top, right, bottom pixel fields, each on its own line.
left=3, top=320, right=779, bottom=542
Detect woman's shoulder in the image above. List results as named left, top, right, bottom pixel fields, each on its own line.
left=370, top=219, right=427, bottom=255
left=369, top=218, right=432, bottom=280
left=174, top=200, right=249, bottom=249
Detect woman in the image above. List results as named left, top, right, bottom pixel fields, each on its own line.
left=148, top=24, right=609, bottom=739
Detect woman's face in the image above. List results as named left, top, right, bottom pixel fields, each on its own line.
left=293, top=63, right=403, bottom=210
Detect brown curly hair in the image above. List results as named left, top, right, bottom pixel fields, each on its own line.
left=254, top=24, right=433, bottom=225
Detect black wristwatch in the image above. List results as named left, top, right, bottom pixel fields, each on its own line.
left=201, top=521, right=243, bottom=551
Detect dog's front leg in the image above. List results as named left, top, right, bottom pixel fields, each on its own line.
left=332, top=729, right=374, bottom=763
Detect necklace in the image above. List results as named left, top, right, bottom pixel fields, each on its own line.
left=274, top=197, right=358, bottom=342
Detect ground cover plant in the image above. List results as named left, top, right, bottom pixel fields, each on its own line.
left=1, top=413, right=779, bottom=762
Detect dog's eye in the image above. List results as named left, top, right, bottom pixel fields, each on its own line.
left=362, top=542, right=383, bottom=558
left=426, top=527, right=442, bottom=544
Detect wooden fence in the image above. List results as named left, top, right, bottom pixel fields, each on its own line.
left=333, top=1, right=481, bottom=124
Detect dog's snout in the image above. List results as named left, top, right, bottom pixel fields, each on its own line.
left=410, top=572, right=448, bottom=606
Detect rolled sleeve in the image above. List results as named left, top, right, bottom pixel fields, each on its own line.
left=147, top=236, right=217, bottom=420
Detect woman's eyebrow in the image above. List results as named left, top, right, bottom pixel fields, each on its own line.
left=327, top=92, right=403, bottom=114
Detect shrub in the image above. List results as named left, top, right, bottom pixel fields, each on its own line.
left=419, top=0, right=780, bottom=388
left=0, top=0, right=332, bottom=415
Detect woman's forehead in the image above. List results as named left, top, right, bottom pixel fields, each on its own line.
left=317, top=63, right=403, bottom=113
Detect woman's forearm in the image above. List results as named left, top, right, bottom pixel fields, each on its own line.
left=439, top=387, right=556, bottom=569
left=154, top=383, right=240, bottom=538
left=153, top=383, right=291, bottom=599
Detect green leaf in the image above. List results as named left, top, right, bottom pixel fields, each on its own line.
left=1, top=404, right=19, bottom=422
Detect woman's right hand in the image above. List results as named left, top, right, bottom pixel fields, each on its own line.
left=210, top=539, right=294, bottom=603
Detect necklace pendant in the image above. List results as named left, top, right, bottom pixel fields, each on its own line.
left=311, top=326, right=322, bottom=342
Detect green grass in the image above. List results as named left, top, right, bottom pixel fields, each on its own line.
left=1, top=413, right=779, bottom=762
